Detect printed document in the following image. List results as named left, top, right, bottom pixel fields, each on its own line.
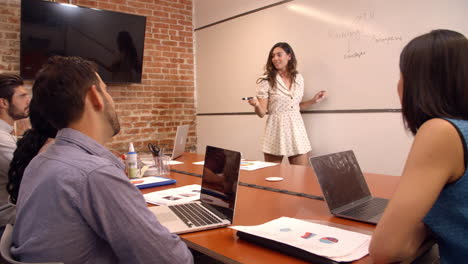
left=143, top=184, right=201, bottom=205
left=231, top=217, right=370, bottom=262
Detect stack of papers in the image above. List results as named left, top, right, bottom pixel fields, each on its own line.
left=143, top=184, right=201, bottom=205
left=231, top=217, right=370, bottom=262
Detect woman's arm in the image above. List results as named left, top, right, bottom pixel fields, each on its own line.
left=369, top=118, right=465, bottom=263
left=299, top=90, right=326, bottom=110
left=248, top=97, right=268, bottom=118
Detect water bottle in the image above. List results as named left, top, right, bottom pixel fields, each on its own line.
left=127, top=142, right=139, bottom=178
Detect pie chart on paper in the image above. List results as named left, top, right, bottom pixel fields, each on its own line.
left=319, top=237, right=339, bottom=244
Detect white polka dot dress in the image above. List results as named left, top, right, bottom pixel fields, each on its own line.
left=256, top=73, right=311, bottom=156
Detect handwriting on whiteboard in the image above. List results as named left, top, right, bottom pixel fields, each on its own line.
left=328, top=10, right=403, bottom=59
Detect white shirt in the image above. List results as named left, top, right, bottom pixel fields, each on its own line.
left=0, top=119, right=16, bottom=226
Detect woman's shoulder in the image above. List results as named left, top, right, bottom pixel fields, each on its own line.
left=256, top=74, right=270, bottom=85
left=417, top=118, right=466, bottom=183
left=419, top=118, right=457, bottom=134
left=257, top=74, right=269, bottom=80
left=415, top=118, right=463, bottom=150
left=294, top=73, right=304, bottom=84
left=422, top=118, right=464, bottom=130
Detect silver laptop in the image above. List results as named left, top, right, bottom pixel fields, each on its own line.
left=309, top=150, right=388, bottom=225
left=150, top=145, right=241, bottom=234
left=170, top=125, right=189, bottom=160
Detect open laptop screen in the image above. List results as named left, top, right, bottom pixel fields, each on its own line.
left=200, top=146, right=241, bottom=221
left=310, top=150, right=371, bottom=210
left=171, top=125, right=189, bottom=159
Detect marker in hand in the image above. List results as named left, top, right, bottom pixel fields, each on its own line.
left=242, top=97, right=254, bottom=100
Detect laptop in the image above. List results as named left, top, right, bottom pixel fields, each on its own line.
left=170, top=125, right=189, bottom=160
left=309, top=150, right=388, bottom=224
left=149, top=145, right=241, bottom=234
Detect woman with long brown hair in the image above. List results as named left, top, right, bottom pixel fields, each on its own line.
left=247, top=42, right=325, bottom=165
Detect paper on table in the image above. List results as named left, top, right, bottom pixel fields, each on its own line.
left=240, top=160, right=278, bottom=171
left=143, top=184, right=201, bottom=205
left=332, top=238, right=370, bottom=262
left=231, top=217, right=370, bottom=262
left=192, top=160, right=278, bottom=171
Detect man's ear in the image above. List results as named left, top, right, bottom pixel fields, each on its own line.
left=0, top=98, right=9, bottom=110
left=87, top=85, right=105, bottom=111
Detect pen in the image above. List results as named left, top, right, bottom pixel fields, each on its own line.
left=242, top=97, right=254, bottom=100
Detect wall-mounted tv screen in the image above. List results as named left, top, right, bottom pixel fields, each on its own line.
left=21, top=0, right=146, bottom=84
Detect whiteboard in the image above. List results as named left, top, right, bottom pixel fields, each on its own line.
left=196, top=0, right=468, bottom=113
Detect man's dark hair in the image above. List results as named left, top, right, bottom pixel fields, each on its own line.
left=0, top=74, right=24, bottom=102
left=32, top=56, right=99, bottom=129
left=400, top=29, right=468, bottom=135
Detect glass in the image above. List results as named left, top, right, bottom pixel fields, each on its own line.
left=153, top=155, right=170, bottom=176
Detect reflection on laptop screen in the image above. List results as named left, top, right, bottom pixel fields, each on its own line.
left=200, top=146, right=241, bottom=221
left=310, top=150, right=371, bottom=210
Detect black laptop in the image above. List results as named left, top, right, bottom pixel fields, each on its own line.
left=150, top=145, right=241, bottom=234
left=309, top=150, right=388, bottom=225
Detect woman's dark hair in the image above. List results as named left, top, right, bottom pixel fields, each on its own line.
left=7, top=98, right=57, bottom=204
left=400, top=29, right=468, bottom=135
left=257, top=42, right=298, bottom=88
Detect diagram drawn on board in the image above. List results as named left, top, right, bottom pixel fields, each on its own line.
left=326, top=10, right=403, bottom=59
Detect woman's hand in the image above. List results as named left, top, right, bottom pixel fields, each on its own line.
left=248, top=97, right=259, bottom=107
left=247, top=97, right=268, bottom=117
left=300, top=91, right=326, bottom=110
left=313, top=90, right=326, bottom=103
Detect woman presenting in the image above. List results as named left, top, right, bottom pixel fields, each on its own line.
left=247, top=42, right=325, bottom=166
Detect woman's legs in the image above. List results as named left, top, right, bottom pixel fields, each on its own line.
left=264, top=153, right=283, bottom=163
left=288, top=153, right=309, bottom=166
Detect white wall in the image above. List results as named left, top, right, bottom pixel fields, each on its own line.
left=194, top=0, right=285, bottom=29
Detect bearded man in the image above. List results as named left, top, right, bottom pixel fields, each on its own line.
left=0, top=74, right=30, bottom=231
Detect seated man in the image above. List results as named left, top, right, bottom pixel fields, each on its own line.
left=0, top=74, right=30, bottom=231
left=11, top=56, right=193, bottom=264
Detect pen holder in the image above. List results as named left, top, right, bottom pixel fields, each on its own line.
left=153, top=155, right=170, bottom=176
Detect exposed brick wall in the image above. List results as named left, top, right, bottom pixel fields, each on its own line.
left=0, top=0, right=197, bottom=155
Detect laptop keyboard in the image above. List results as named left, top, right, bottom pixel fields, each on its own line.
left=168, top=203, right=222, bottom=228
left=340, top=198, right=388, bottom=219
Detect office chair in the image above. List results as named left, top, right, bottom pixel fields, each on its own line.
left=0, top=224, right=63, bottom=264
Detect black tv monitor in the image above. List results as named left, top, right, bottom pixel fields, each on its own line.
left=20, top=0, right=146, bottom=84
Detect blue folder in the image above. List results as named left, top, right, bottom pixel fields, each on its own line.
left=131, top=176, right=177, bottom=189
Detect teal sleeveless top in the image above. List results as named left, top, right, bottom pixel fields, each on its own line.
left=424, top=118, right=468, bottom=264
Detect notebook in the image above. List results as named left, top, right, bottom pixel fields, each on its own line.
left=170, top=125, right=189, bottom=160
left=309, top=150, right=388, bottom=225
left=149, top=145, right=241, bottom=234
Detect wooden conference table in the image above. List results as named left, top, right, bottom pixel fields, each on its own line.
left=141, top=153, right=400, bottom=264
